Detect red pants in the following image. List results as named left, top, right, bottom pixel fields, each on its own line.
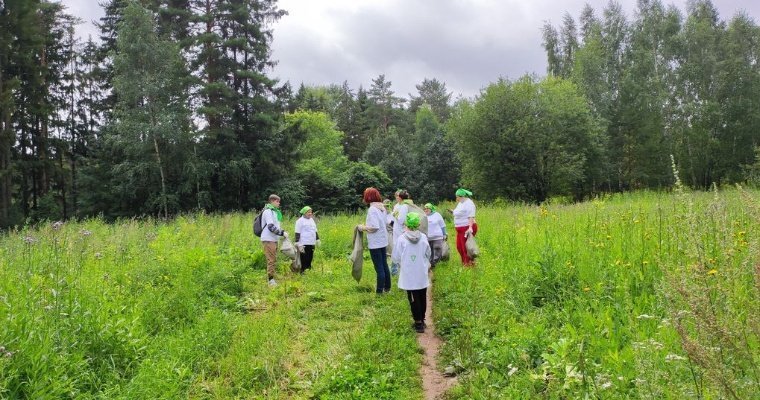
left=455, top=223, right=478, bottom=266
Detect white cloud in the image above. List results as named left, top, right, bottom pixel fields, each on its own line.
left=59, top=0, right=760, bottom=99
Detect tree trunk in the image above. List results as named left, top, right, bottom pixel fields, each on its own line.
left=153, top=136, right=168, bottom=219
left=38, top=45, right=49, bottom=195
left=0, top=69, right=12, bottom=226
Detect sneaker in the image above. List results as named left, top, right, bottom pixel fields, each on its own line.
left=268, top=279, right=277, bottom=287
left=414, top=322, right=425, bottom=333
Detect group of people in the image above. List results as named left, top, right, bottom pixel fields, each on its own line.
left=256, top=188, right=478, bottom=333
left=257, top=194, right=320, bottom=287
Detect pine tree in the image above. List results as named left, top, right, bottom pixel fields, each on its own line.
left=189, top=0, right=287, bottom=210
left=408, top=78, right=452, bottom=123
left=366, top=74, right=405, bottom=135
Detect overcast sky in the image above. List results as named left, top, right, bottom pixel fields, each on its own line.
left=62, top=0, right=759, bottom=99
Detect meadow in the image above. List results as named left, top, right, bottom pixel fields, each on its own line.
left=1, top=187, right=758, bottom=399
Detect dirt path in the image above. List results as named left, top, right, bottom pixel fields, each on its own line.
left=418, top=272, right=458, bottom=399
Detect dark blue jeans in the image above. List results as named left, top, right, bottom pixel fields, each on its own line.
left=369, top=247, right=391, bottom=293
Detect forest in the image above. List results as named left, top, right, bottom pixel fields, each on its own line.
left=1, top=0, right=760, bottom=228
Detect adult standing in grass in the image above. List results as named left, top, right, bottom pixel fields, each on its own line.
left=358, top=187, right=391, bottom=293
left=392, top=212, right=431, bottom=333
left=383, top=199, right=395, bottom=256
left=451, top=188, right=477, bottom=266
left=295, top=206, right=319, bottom=274
left=261, top=194, right=288, bottom=286
left=391, top=190, right=411, bottom=275
left=424, top=203, right=447, bottom=268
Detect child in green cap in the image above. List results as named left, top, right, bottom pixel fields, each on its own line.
left=391, top=212, right=431, bottom=333
left=295, top=206, right=319, bottom=273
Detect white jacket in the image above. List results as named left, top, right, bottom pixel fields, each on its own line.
left=392, top=230, right=431, bottom=290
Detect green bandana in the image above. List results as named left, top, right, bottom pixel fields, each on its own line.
left=265, top=203, right=282, bottom=221
left=299, top=206, right=312, bottom=215
left=403, top=199, right=414, bottom=205
left=456, top=188, right=473, bottom=197
left=406, top=212, right=421, bottom=229
left=424, top=203, right=436, bottom=213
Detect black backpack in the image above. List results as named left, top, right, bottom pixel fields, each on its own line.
left=253, top=210, right=264, bottom=237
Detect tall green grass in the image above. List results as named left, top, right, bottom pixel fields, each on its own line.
left=1, top=188, right=757, bottom=398
left=0, top=213, right=422, bottom=399
left=435, top=188, right=759, bottom=399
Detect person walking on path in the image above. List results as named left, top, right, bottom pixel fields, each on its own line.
left=357, top=187, right=391, bottom=294
left=295, top=206, right=319, bottom=274
left=424, top=203, right=447, bottom=268
left=392, top=212, right=431, bottom=333
left=261, top=194, right=288, bottom=286
left=451, top=188, right=477, bottom=267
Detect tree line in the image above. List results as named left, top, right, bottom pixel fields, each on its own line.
left=541, top=0, right=760, bottom=194
left=1, top=0, right=759, bottom=228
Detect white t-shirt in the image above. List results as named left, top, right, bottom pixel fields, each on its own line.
left=365, top=204, right=389, bottom=249
left=392, top=203, right=409, bottom=243
left=260, top=208, right=282, bottom=242
left=392, top=231, right=431, bottom=290
left=426, top=212, right=446, bottom=240
left=295, top=217, right=317, bottom=245
left=453, top=198, right=476, bottom=227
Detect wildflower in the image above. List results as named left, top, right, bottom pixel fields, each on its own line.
left=600, top=382, right=613, bottom=390
left=636, top=314, right=656, bottom=320
left=507, top=364, right=518, bottom=376
left=665, top=354, right=687, bottom=362
left=52, top=221, right=64, bottom=230
left=23, top=235, right=37, bottom=245
left=80, top=229, right=92, bottom=236
left=707, top=269, right=717, bottom=275
left=583, top=287, right=591, bottom=292
left=94, top=252, right=103, bottom=259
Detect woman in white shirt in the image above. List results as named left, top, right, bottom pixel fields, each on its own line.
left=294, top=206, right=319, bottom=273
left=391, top=190, right=410, bottom=275
left=451, top=188, right=477, bottom=266
left=358, top=187, right=391, bottom=293
left=424, top=203, right=447, bottom=268
left=392, top=212, right=431, bottom=333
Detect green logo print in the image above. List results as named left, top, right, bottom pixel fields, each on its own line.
left=411, top=255, right=416, bottom=262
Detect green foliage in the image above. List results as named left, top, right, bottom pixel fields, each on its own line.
left=448, top=75, right=604, bottom=202
left=283, top=110, right=391, bottom=211
left=548, top=1, right=760, bottom=192
left=408, top=78, right=453, bottom=122
left=435, top=189, right=759, bottom=399
left=0, top=212, right=424, bottom=398
left=107, top=2, right=193, bottom=218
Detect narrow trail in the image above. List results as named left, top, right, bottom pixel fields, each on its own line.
left=418, top=272, right=458, bottom=399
